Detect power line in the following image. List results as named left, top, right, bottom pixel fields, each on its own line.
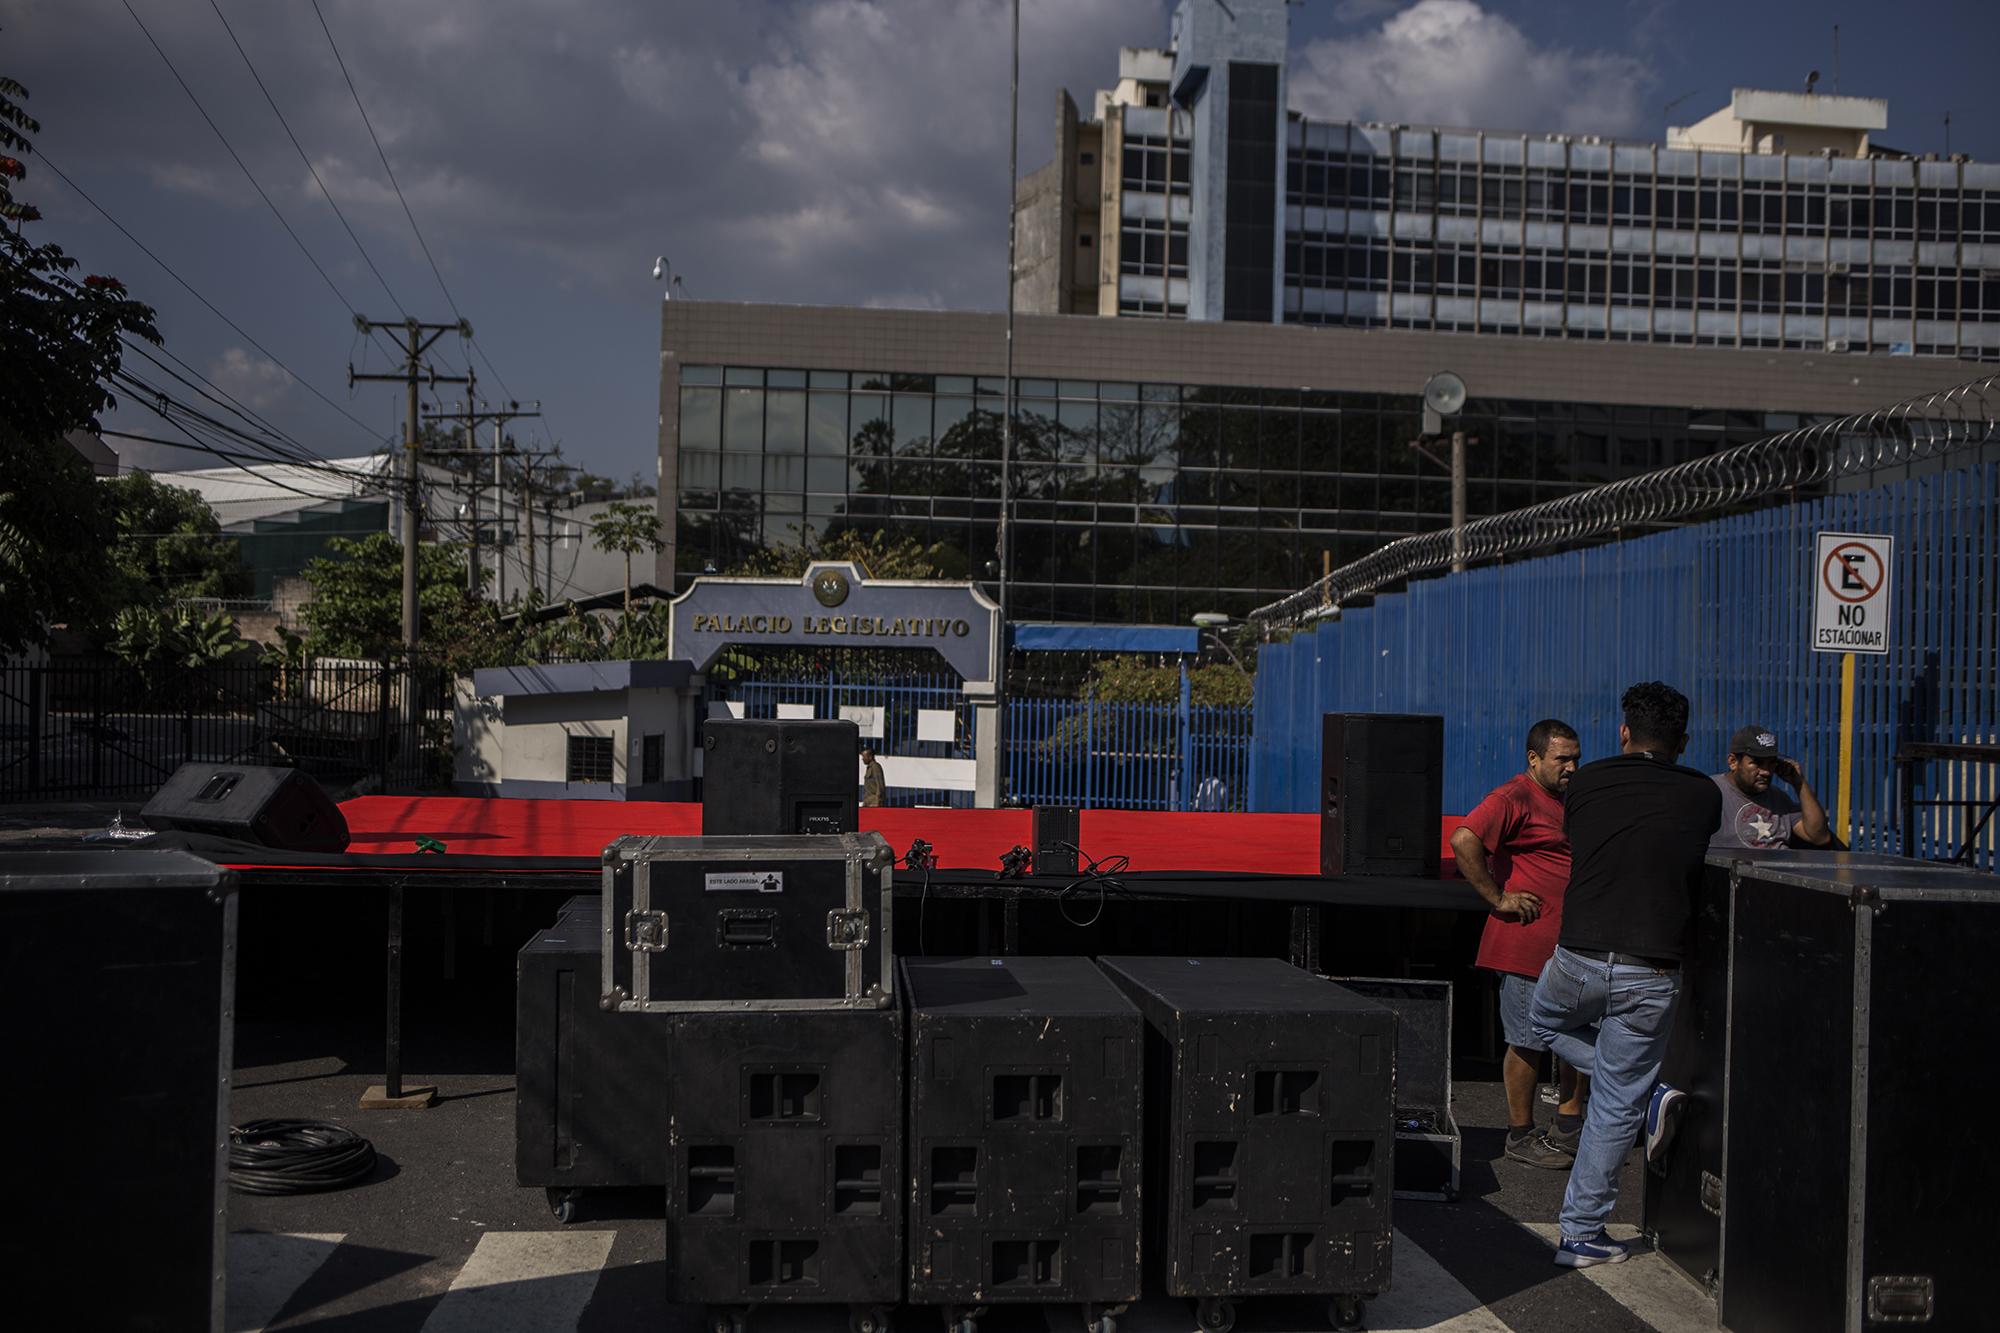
left=203, top=0, right=410, bottom=323
left=120, top=337, right=332, bottom=467
left=309, top=0, right=462, bottom=324
left=35, top=150, right=383, bottom=445
left=112, top=369, right=386, bottom=482
left=117, top=0, right=381, bottom=342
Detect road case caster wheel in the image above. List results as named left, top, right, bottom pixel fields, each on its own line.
left=1195, top=1298, right=1236, bottom=1333
left=850, top=1306, right=892, bottom=1333
left=544, top=1188, right=580, bottom=1224
left=1328, top=1294, right=1365, bottom=1330
left=1084, top=1304, right=1121, bottom=1333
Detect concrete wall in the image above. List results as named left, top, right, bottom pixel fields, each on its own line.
left=1012, top=155, right=1066, bottom=316
left=452, top=671, right=702, bottom=801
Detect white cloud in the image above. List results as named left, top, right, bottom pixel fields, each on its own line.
left=1290, top=0, right=1654, bottom=136
left=208, top=348, right=296, bottom=412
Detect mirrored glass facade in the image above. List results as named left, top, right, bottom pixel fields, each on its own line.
left=674, top=365, right=1814, bottom=621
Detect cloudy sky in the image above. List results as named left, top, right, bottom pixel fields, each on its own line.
left=8, top=0, right=1993, bottom=481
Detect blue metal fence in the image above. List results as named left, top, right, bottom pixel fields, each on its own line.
left=1008, top=668, right=1255, bottom=812
left=1251, top=462, right=1999, bottom=869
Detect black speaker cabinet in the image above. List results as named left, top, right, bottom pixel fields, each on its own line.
left=666, top=1007, right=903, bottom=1312
left=1319, top=713, right=1442, bottom=877
left=903, top=956, right=1144, bottom=1315
left=1099, top=956, right=1395, bottom=1327
left=515, top=898, right=673, bottom=1220
left=0, top=850, right=236, bottom=1333
left=703, top=718, right=859, bottom=836
left=1718, top=857, right=2000, bottom=1333
left=1033, top=806, right=1081, bottom=875
left=142, top=762, right=349, bottom=852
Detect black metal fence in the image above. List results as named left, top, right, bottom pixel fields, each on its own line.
left=0, top=660, right=452, bottom=803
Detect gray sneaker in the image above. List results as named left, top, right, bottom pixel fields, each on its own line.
left=1505, top=1130, right=1573, bottom=1170
left=1543, top=1121, right=1581, bottom=1157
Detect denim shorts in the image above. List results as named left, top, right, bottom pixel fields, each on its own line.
left=1498, top=970, right=1549, bottom=1052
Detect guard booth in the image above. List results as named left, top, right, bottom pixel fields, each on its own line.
left=671, top=562, right=1002, bottom=807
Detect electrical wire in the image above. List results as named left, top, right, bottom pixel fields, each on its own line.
left=1053, top=842, right=1131, bottom=930
left=117, top=0, right=389, bottom=358
left=228, top=1119, right=376, bottom=1194
left=203, top=0, right=410, bottom=322
left=120, top=338, right=338, bottom=470
left=112, top=368, right=386, bottom=480
left=309, top=0, right=461, bottom=324
left=34, top=150, right=383, bottom=445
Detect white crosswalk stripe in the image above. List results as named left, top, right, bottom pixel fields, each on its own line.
left=1519, top=1223, right=1716, bottom=1333
left=417, top=1229, right=617, bottom=1333
left=226, top=1232, right=345, bottom=1333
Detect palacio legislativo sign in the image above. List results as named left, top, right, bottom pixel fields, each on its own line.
left=667, top=562, right=1001, bottom=689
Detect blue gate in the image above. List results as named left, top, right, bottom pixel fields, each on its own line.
left=1007, top=666, right=1254, bottom=812
left=1250, top=461, right=2000, bottom=870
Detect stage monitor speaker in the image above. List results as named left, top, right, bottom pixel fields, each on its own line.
left=142, top=762, right=350, bottom=853
left=1033, top=805, right=1081, bottom=875
left=702, top=718, right=859, bottom=836
left=1320, top=713, right=1442, bottom=877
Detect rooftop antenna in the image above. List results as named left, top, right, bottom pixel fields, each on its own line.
left=1832, top=24, right=1839, bottom=93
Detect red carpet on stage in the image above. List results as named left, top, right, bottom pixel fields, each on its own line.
left=339, top=797, right=1464, bottom=878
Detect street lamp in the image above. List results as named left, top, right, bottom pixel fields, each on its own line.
left=1191, top=613, right=1248, bottom=675
left=652, top=256, right=688, bottom=300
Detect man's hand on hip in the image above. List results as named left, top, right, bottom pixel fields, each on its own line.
left=1495, top=890, right=1543, bottom=923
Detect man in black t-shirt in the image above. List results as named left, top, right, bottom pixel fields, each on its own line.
left=1529, top=681, right=1722, bottom=1269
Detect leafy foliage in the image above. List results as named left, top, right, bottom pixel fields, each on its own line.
left=102, top=471, right=248, bottom=606
left=298, top=532, right=518, bottom=676
left=0, top=72, right=159, bottom=652
left=588, top=500, right=666, bottom=612
left=109, top=604, right=245, bottom=688
left=727, top=525, right=964, bottom=580
left=1085, top=655, right=1253, bottom=707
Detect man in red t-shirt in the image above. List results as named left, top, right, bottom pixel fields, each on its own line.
left=1452, top=719, right=1588, bottom=1169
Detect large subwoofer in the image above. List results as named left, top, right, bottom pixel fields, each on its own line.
left=1318, top=713, right=1442, bottom=877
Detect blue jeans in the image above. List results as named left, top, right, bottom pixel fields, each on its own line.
left=1530, top=946, right=1681, bottom=1240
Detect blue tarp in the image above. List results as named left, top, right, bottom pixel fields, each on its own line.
left=1010, top=623, right=1200, bottom=654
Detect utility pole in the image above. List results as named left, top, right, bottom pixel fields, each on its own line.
left=420, top=399, right=544, bottom=602
left=350, top=316, right=473, bottom=657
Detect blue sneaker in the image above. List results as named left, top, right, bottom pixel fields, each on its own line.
left=1645, top=1083, right=1688, bottom=1164
left=1555, top=1233, right=1630, bottom=1268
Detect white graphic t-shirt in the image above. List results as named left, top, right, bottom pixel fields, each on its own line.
left=1709, top=773, right=1803, bottom=849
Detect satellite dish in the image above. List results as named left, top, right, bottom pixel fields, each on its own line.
left=1422, top=371, right=1467, bottom=417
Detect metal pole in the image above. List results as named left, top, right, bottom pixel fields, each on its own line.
left=994, top=0, right=1020, bottom=808
left=1450, top=429, right=1467, bottom=573
left=401, top=322, right=421, bottom=653
left=493, top=420, right=507, bottom=602
left=385, top=883, right=404, bottom=1099
left=464, top=398, right=479, bottom=595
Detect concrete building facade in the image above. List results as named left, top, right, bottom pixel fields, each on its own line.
left=1012, top=0, right=2000, bottom=363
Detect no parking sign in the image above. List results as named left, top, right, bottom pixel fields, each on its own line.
left=1813, top=532, right=1893, bottom=655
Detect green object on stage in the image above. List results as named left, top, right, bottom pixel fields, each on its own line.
left=414, top=837, right=446, bottom=854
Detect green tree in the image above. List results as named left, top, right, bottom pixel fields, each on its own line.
left=109, top=604, right=245, bottom=691
left=0, top=72, right=160, bottom=652
left=589, top=500, right=666, bottom=613
left=727, top=525, right=963, bottom=579
left=298, top=533, right=511, bottom=676
left=102, top=472, right=247, bottom=607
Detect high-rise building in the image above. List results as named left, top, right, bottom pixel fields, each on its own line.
left=1014, top=0, right=2000, bottom=363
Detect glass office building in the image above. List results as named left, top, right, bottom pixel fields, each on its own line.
left=671, top=362, right=1827, bottom=622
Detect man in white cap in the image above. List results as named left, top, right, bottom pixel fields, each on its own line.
left=1709, top=725, right=1831, bottom=850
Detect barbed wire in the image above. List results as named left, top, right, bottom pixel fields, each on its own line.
left=1249, top=374, right=2000, bottom=629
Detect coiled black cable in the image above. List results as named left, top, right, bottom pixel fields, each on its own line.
left=228, top=1119, right=377, bottom=1195
left=1056, top=842, right=1132, bottom=929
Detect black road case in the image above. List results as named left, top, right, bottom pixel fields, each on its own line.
left=602, top=833, right=894, bottom=1012
left=903, top=957, right=1144, bottom=1331
left=666, top=1007, right=903, bottom=1328
left=1099, top=957, right=1395, bottom=1333
left=1720, top=857, right=2000, bottom=1333
left=516, top=898, right=674, bottom=1220
left=1327, top=977, right=1457, bottom=1201
left=0, top=850, right=237, bottom=1333
left=701, top=717, right=860, bottom=836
